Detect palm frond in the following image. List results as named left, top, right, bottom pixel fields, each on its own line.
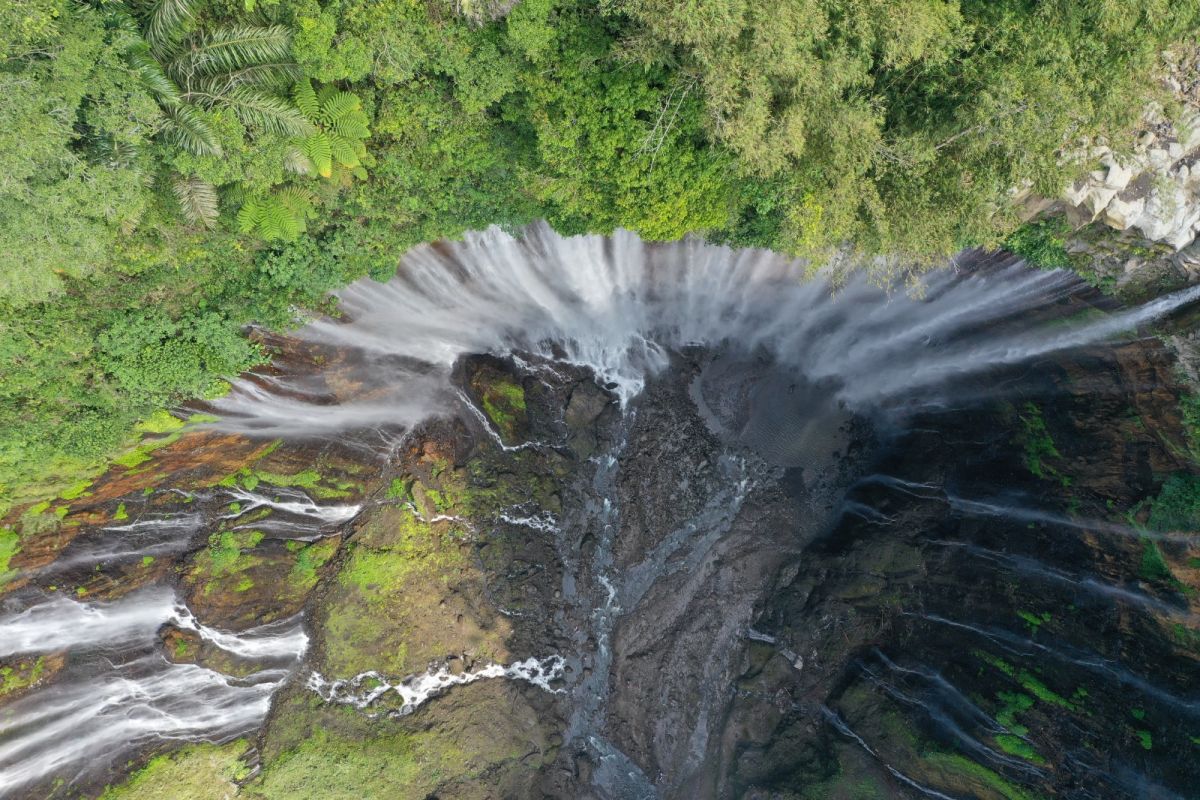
left=128, top=45, right=183, bottom=105
left=183, top=25, right=293, bottom=77
left=145, top=0, right=200, bottom=57
left=162, top=105, right=223, bottom=156
left=219, top=87, right=315, bottom=136
left=93, top=136, right=142, bottom=169
left=190, top=63, right=303, bottom=98
left=173, top=174, right=219, bottom=228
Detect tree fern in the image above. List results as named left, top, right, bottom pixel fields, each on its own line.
left=173, top=174, right=219, bottom=229
left=318, top=92, right=363, bottom=127
left=301, top=132, right=333, bottom=177
left=283, top=145, right=315, bottom=176
left=236, top=188, right=313, bottom=241
left=293, top=82, right=371, bottom=181
left=162, top=105, right=222, bottom=156
left=293, top=80, right=320, bottom=122
left=145, top=0, right=200, bottom=57
left=328, top=133, right=361, bottom=168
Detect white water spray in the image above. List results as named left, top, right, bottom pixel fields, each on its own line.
left=213, top=224, right=1200, bottom=435
left=0, top=587, right=307, bottom=795
left=307, top=655, right=566, bottom=715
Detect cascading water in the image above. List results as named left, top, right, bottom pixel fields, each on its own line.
left=213, top=223, right=1200, bottom=437
left=6, top=223, right=1200, bottom=799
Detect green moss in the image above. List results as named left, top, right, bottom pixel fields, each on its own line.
left=1015, top=403, right=1062, bottom=482
left=236, top=577, right=255, bottom=592
left=288, top=539, right=338, bottom=592
left=0, top=657, right=45, bottom=697
left=58, top=479, right=93, bottom=500
left=142, top=555, right=155, bottom=567
left=174, top=639, right=191, bottom=659
left=112, top=449, right=153, bottom=469
left=478, top=377, right=527, bottom=436
left=0, top=528, right=20, bottom=579
left=994, top=691, right=1034, bottom=735
left=922, top=752, right=1044, bottom=800
left=1137, top=730, right=1153, bottom=750
left=134, top=411, right=186, bottom=435
left=386, top=477, right=413, bottom=501
left=202, top=530, right=264, bottom=578
left=1139, top=538, right=1176, bottom=584
left=252, top=468, right=322, bottom=489
left=1017, top=610, right=1051, bottom=635
left=974, top=650, right=1016, bottom=677
left=100, top=740, right=249, bottom=799
left=994, top=734, right=1046, bottom=765
left=1017, top=671, right=1076, bottom=711
left=113, top=502, right=128, bottom=521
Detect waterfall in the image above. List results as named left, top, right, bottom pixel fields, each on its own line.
left=213, top=224, right=1200, bottom=436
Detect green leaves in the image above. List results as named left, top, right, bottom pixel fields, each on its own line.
left=293, top=79, right=320, bottom=122
left=179, top=25, right=294, bottom=79
left=172, top=174, right=219, bottom=229
left=236, top=188, right=316, bottom=241
left=162, top=105, right=223, bottom=156
left=301, top=132, right=333, bottom=177
left=144, top=0, right=200, bottom=56
left=293, top=81, right=370, bottom=179
left=219, top=86, right=315, bottom=136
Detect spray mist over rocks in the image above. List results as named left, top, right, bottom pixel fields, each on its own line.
left=213, top=223, right=1200, bottom=436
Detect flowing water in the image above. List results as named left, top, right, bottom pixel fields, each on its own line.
left=5, top=224, right=1200, bottom=798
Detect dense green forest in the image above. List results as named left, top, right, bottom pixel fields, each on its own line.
left=2, top=0, right=1199, bottom=509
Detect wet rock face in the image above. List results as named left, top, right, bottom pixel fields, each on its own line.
left=10, top=295, right=1200, bottom=799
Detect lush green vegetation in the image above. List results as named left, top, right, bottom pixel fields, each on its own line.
left=4, top=0, right=1200, bottom=507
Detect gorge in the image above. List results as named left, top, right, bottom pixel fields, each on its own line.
left=2, top=227, right=1200, bottom=799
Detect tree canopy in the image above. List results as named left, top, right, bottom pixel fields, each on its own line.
left=1, top=0, right=1199, bottom=506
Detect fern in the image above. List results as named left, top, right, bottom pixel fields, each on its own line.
left=173, top=175, right=219, bottom=229
left=328, top=133, right=361, bottom=168
left=293, top=80, right=320, bottom=122
left=162, top=105, right=222, bottom=156
left=318, top=92, right=362, bottom=127
left=292, top=83, right=371, bottom=181
left=236, top=189, right=313, bottom=241
left=283, top=145, right=315, bottom=176
left=301, top=132, right=333, bottom=177
left=275, top=186, right=316, bottom=218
